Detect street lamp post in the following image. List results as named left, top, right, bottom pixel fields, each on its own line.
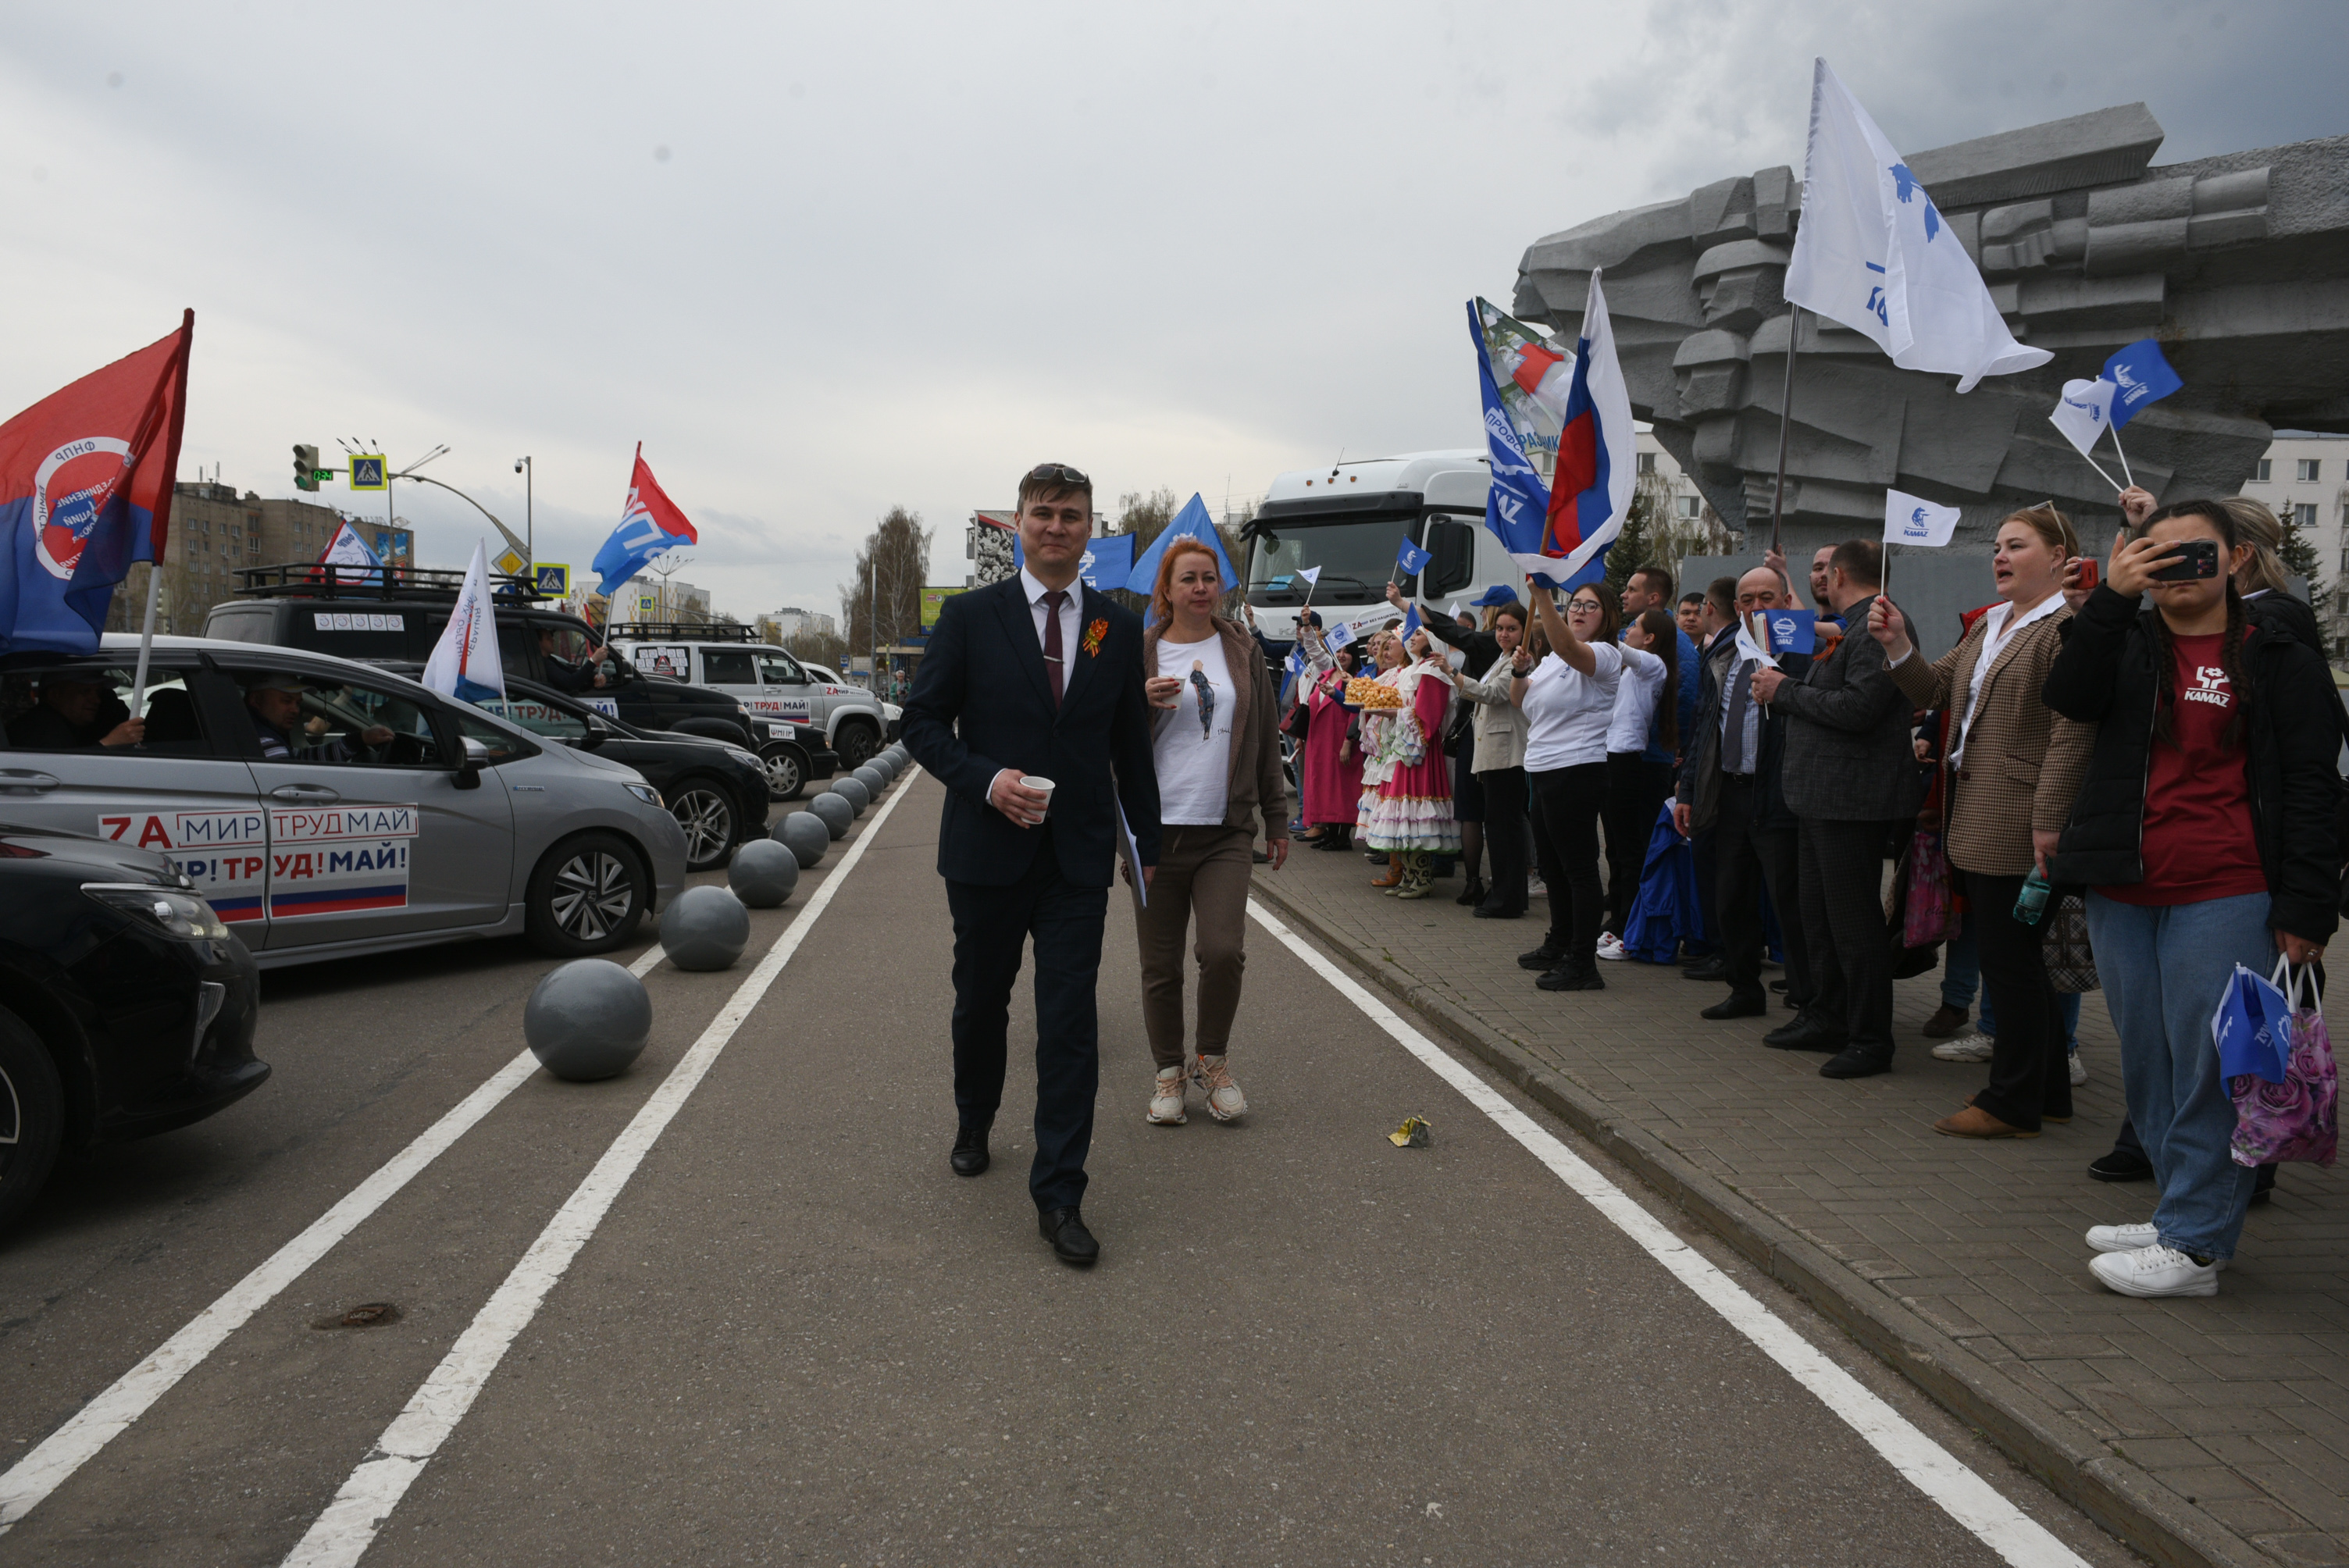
left=513, top=456, right=533, bottom=565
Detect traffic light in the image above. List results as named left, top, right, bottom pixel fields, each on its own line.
left=293, top=444, right=322, bottom=491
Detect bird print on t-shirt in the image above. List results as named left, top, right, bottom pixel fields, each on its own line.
left=1189, top=660, right=1214, bottom=739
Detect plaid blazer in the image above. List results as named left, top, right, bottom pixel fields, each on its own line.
left=1887, top=603, right=2097, bottom=877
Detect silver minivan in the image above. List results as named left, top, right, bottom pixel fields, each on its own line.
left=606, top=626, right=889, bottom=771
left=0, top=634, right=687, bottom=968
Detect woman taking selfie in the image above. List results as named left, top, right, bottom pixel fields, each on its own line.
left=1454, top=600, right=1532, bottom=918
left=1514, top=580, right=1624, bottom=991
left=2045, top=499, right=2341, bottom=1299
left=1358, top=627, right=1460, bottom=899
left=1135, top=539, right=1288, bottom=1126
left=1870, top=504, right=2095, bottom=1140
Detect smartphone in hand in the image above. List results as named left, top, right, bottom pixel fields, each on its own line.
left=2149, top=540, right=2219, bottom=582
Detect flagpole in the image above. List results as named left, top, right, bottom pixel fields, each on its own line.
left=2107, top=423, right=2135, bottom=490
left=129, top=568, right=162, bottom=718
left=1767, top=306, right=1804, bottom=554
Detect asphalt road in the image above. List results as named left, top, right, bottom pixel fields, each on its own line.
left=0, top=770, right=2143, bottom=1566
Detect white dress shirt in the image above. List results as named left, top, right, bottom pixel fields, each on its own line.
left=1020, top=566, right=1084, bottom=680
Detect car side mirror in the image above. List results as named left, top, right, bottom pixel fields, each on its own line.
left=455, top=735, right=492, bottom=789
left=580, top=715, right=611, bottom=751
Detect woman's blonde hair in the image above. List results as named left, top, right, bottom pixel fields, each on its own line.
left=2002, top=501, right=2079, bottom=560
left=2220, top=497, right=2290, bottom=595
left=1149, top=536, right=1223, bottom=626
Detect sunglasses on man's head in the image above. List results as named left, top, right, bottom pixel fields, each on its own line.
left=1024, top=463, right=1089, bottom=488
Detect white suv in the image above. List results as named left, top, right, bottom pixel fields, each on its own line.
left=606, top=625, right=890, bottom=772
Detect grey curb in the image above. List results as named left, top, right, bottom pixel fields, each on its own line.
left=1253, top=875, right=2269, bottom=1568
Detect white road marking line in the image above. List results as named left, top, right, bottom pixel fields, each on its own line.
left=0, top=1048, right=542, bottom=1535
left=628, top=944, right=665, bottom=976
left=280, top=769, right=921, bottom=1568
left=1247, top=900, right=2091, bottom=1568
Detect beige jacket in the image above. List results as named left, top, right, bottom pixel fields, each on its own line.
left=1460, top=652, right=1529, bottom=773
left=1141, top=616, right=1289, bottom=841
left=1886, top=602, right=2096, bottom=876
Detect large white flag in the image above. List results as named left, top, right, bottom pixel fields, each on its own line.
left=1784, top=59, right=2052, bottom=393
left=422, top=541, right=506, bottom=704
left=1883, top=490, right=1962, bottom=547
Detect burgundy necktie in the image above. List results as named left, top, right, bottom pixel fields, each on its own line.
left=1042, top=590, right=1068, bottom=708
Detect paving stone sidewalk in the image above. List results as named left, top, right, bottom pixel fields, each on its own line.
left=1257, top=843, right=2349, bottom=1568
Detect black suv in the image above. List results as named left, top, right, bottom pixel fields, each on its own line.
left=204, top=565, right=835, bottom=798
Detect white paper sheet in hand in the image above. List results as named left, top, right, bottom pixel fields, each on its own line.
left=1117, top=799, right=1149, bottom=910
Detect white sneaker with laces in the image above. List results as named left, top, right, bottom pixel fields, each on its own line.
left=1147, top=1065, right=1187, bottom=1125
left=1190, top=1053, right=1248, bottom=1122
left=1930, top=1032, right=1996, bottom=1063
left=2086, top=1221, right=2158, bottom=1253
left=2090, top=1242, right=2220, bottom=1298
left=2069, top=1049, right=2088, bottom=1086
left=1595, top=932, right=1627, bottom=962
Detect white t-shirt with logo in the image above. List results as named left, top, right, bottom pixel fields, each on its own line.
left=1154, top=635, right=1236, bottom=825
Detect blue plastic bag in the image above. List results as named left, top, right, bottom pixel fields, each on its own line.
left=2212, top=958, right=2293, bottom=1085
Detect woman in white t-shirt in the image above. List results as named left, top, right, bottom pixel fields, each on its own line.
left=1135, top=539, right=1289, bottom=1128
left=1595, top=609, right=1677, bottom=958
left=1511, top=580, right=1624, bottom=992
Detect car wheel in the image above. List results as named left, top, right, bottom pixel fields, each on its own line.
left=525, top=832, right=651, bottom=957
left=668, top=778, right=738, bottom=871
left=0, top=1004, right=64, bottom=1239
left=833, top=719, right=879, bottom=772
left=757, top=742, right=807, bottom=800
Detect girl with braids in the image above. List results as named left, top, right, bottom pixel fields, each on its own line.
left=2045, top=499, right=2343, bottom=1299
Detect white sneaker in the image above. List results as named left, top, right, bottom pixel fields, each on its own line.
left=2069, top=1049, right=2088, bottom=1086
left=1190, top=1053, right=1248, bottom=1122
left=1595, top=932, right=1627, bottom=962
left=2090, top=1242, right=2219, bottom=1298
left=1930, top=1032, right=1995, bottom=1063
left=2086, top=1221, right=2158, bottom=1253
left=1527, top=875, right=1548, bottom=899
left=1147, top=1065, right=1187, bottom=1125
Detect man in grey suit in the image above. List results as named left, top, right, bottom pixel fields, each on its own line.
left=1749, top=540, right=1923, bottom=1079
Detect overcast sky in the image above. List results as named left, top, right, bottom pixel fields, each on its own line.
left=3, top=1, right=2341, bottom=623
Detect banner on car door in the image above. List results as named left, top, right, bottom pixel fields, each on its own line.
left=96, top=806, right=268, bottom=923
left=266, top=804, right=418, bottom=918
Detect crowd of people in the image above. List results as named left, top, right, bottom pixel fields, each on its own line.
left=1276, top=488, right=2345, bottom=1301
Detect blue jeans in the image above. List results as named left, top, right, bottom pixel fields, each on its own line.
left=2083, top=890, right=2269, bottom=1261
left=1941, top=918, right=1980, bottom=1010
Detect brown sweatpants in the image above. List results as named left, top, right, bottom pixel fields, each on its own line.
left=1135, top=824, right=1259, bottom=1070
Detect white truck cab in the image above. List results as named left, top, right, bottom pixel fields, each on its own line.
left=1241, top=451, right=1517, bottom=648
left=604, top=624, right=890, bottom=772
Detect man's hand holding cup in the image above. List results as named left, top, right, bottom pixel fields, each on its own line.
left=989, top=769, right=1053, bottom=828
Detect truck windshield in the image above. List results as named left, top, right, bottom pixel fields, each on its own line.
left=1246, top=517, right=1413, bottom=604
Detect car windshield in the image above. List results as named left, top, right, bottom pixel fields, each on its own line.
left=1246, top=516, right=1416, bottom=604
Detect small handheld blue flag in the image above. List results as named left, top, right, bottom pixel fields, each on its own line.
left=2103, top=340, right=2183, bottom=431
left=1395, top=537, right=1432, bottom=576
left=1399, top=604, right=1423, bottom=642
left=1764, top=608, right=1817, bottom=654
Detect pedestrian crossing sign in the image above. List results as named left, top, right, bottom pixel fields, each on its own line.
left=349, top=455, right=387, bottom=490
left=534, top=563, right=570, bottom=596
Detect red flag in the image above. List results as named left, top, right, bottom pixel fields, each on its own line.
left=0, top=311, right=193, bottom=651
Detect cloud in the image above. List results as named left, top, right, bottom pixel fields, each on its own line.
left=0, top=0, right=2338, bottom=622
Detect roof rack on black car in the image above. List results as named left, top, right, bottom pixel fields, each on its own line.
left=231, top=563, right=549, bottom=601
left=605, top=622, right=763, bottom=642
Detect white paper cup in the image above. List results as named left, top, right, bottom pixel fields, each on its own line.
left=1021, top=775, right=1056, bottom=818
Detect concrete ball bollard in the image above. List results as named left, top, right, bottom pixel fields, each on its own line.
left=852, top=765, right=887, bottom=794
left=831, top=779, right=870, bottom=816
left=866, top=756, right=897, bottom=786
left=773, top=811, right=830, bottom=868
left=659, top=884, right=751, bottom=971
left=729, top=838, right=800, bottom=907
left=525, top=959, right=653, bottom=1082
left=807, top=792, right=853, bottom=839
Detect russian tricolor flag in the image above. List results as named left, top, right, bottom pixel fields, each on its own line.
left=1539, top=273, right=1637, bottom=590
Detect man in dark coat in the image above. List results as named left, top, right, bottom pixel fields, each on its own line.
left=1751, top=540, right=1923, bottom=1079
left=900, top=463, right=1161, bottom=1267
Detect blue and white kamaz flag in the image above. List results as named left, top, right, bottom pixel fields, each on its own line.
left=422, top=540, right=506, bottom=704
left=1784, top=59, right=2051, bottom=393
left=1396, top=537, right=1432, bottom=576
left=2048, top=379, right=2119, bottom=461
left=2103, top=340, right=2183, bottom=430
left=1399, top=604, right=1423, bottom=642
left=1884, top=490, right=1962, bottom=547
left=1466, top=298, right=1553, bottom=577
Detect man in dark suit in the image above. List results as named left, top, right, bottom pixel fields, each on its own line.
left=1750, top=539, right=1923, bottom=1080
left=1674, top=568, right=1813, bottom=1024
left=900, top=463, right=1161, bottom=1267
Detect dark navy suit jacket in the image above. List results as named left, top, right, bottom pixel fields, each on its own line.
left=901, top=576, right=1161, bottom=888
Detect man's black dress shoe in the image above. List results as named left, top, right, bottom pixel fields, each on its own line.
left=1701, top=991, right=1767, bottom=1020
left=1039, top=1206, right=1100, bottom=1266
left=1681, top=960, right=1729, bottom=983
left=950, top=1124, right=991, bottom=1178
left=1820, top=1044, right=1894, bottom=1079
left=1763, top=1014, right=1848, bottom=1052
